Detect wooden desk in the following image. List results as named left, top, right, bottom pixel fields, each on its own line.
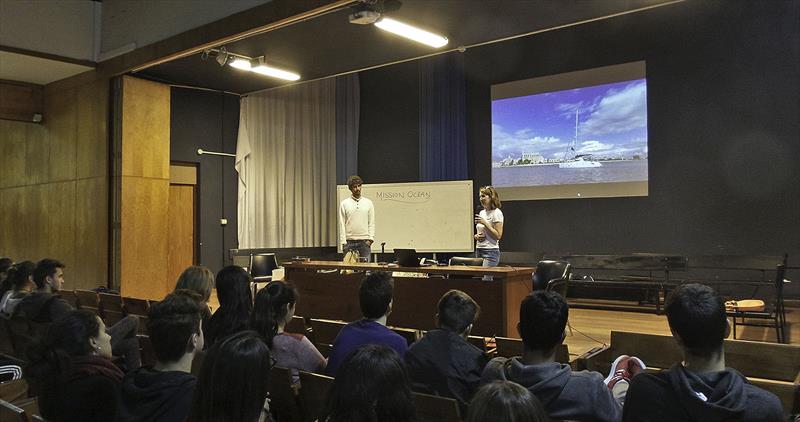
left=283, top=261, right=534, bottom=337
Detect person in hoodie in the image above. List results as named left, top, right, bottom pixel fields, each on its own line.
left=0, top=260, right=35, bottom=317
left=481, top=291, right=628, bottom=422
left=404, top=289, right=488, bottom=412
left=120, top=291, right=204, bottom=422
left=622, top=283, right=784, bottom=422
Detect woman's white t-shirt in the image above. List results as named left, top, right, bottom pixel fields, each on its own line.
left=475, top=208, right=504, bottom=249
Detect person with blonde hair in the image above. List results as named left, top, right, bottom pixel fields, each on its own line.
left=175, top=266, right=214, bottom=328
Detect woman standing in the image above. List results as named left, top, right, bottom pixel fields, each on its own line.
left=474, top=186, right=504, bottom=268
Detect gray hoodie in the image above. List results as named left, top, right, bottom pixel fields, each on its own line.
left=481, top=356, right=622, bottom=422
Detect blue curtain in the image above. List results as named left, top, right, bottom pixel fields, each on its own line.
left=336, top=74, right=360, bottom=184
left=418, top=53, right=468, bottom=182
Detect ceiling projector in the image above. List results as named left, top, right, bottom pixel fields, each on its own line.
left=349, top=10, right=381, bottom=25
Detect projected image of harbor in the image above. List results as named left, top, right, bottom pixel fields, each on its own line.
left=491, top=79, right=648, bottom=188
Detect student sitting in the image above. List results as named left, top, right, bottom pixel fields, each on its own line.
left=404, top=289, right=488, bottom=410
left=174, top=265, right=215, bottom=329
left=26, top=310, right=123, bottom=422
left=325, top=272, right=408, bottom=377
left=17, top=258, right=141, bottom=370
left=325, top=344, right=417, bottom=422
left=187, top=331, right=275, bottom=422
left=481, top=291, right=643, bottom=422
left=250, top=280, right=326, bottom=383
left=120, top=291, right=204, bottom=422
left=466, top=380, right=548, bottom=422
left=0, top=261, right=35, bottom=317
left=204, top=265, right=253, bottom=347
left=622, top=284, right=784, bottom=422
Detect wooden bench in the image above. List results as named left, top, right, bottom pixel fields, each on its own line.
left=298, top=371, right=333, bottom=422
left=308, top=318, right=421, bottom=356
left=578, top=330, right=800, bottom=415
left=268, top=366, right=301, bottom=422
left=413, top=391, right=461, bottom=422
left=494, top=336, right=571, bottom=365
left=549, top=254, right=688, bottom=313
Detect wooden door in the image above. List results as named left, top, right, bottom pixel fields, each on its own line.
left=167, top=164, right=198, bottom=289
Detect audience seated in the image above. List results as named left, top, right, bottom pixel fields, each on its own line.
left=25, top=310, right=123, bottom=422
left=205, top=265, right=253, bottom=347
left=325, top=272, right=408, bottom=377
left=17, top=258, right=141, bottom=370
left=622, top=283, right=784, bottom=422
left=187, top=330, right=274, bottom=422
left=0, top=257, right=16, bottom=294
left=404, top=289, right=487, bottom=411
left=481, top=290, right=641, bottom=422
left=0, top=261, right=35, bottom=318
left=174, top=265, right=214, bottom=329
left=250, top=280, right=326, bottom=383
left=325, top=344, right=417, bottom=422
left=466, top=380, right=548, bottom=422
left=119, top=291, right=204, bottom=422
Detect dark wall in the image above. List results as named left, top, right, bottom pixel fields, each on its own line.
left=359, top=60, right=420, bottom=182
left=358, top=2, right=799, bottom=287
left=170, top=88, right=240, bottom=274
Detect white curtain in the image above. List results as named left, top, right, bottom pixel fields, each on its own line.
left=236, top=78, right=338, bottom=248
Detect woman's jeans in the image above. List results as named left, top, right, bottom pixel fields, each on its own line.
left=476, top=248, right=500, bottom=280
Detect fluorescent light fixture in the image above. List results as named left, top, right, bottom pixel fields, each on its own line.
left=227, top=56, right=300, bottom=81
left=251, top=64, right=301, bottom=81
left=374, top=17, right=448, bottom=48
left=229, top=58, right=251, bottom=70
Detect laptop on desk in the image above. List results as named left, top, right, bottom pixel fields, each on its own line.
left=394, top=249, right=421, bottom=267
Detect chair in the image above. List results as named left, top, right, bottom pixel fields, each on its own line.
left=448, top=257, right=484, bottom=266
left=728, top=262, right=790, bottom=343
left=268, top=366, right=301, bottom=422
left=413, top=392, right=461, bottom=422
left=495, top=336, right=571, bottom=364
left=0, top=399, right=29, bottom=422
left=389, top=326, right=421, bottom=345
left=74, top=290, right=100, bottom=316
left=123, top=297, right=151, bottom=335
left=59, top=290, right=78, bottom=309
left=137, top=335, right=156, bottom=367
left=533, top=260, right=572, bottom=293
left=249, top=253, right=279, bottom=296
left=0, top=379, right=28, bottom=403
left=307, top=319, right=347, bottom=356
left=285, top=315, right=308, bottom=335
left=298, top=371, right=334, bottom=422
left=98, top=292, right=124, bottom=326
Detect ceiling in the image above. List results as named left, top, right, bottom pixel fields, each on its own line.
left=137, top=0, right=679, bottom=95
left=0, top=50, right=94, bottom=85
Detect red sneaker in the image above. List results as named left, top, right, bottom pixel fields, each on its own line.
left=605, top=355, right=632, bottom=390
left=628, top=356, right=646, bottom=378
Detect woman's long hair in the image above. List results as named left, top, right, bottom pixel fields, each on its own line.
left=1, top=260, right=34, bottom=296
left=325, top=344, right=417, bottom=422
left=250, top=281, right=297, bottom=347
left=479, top=186, right=502, bottom=210
left=175, top=265, right=214, bottom=303
left=187, top=331, right=273, bottom=422
left=206, top=266, right=253, bottom=346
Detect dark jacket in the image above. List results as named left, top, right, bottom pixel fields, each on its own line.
left=481, top=357, right=621, bottom=422
left=404, top=329, right=488, bottom=410
left=622, top=363, right=784, bottom=422
left=119, top=366, right=197, bottom=422
left=38, top=356, right=124, bottom=422
left=17, top=291, right=73, bottom=322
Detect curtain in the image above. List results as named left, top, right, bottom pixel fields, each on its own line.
left=419, top=52, right=469, bottom=181
left=237, top=76, right=357, bottom=248
left=336, top=74, right=359, bottom=184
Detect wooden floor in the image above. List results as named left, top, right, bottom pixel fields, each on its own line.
left=209, top=290, right=797, bottom=358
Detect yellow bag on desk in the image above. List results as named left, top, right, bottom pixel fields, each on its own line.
left=341, top=250, right=359, bottom=274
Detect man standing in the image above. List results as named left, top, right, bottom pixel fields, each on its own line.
left=339, top=175, right=375, bottom=261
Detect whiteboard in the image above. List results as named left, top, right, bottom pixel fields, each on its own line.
left=337, top=180, right=474, bottom=253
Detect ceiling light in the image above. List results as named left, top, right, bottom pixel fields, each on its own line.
left=209, top=49, right=301, bottom=81
left=374, top=17, right=448, bottom=48
left=229, top=58, right=252, bottom=70
left=251, top=63, right=301, bottom=81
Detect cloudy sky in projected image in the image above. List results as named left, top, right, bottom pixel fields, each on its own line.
left=491, top=79, right=648, bottom=162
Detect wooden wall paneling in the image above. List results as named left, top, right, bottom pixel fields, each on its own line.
left=120, top=177, right=170, bottom=300
left=167, top=184, right=196, bottom=286
left=44, top=89, right=77, bottom=182
left=0, top=120, right=26, bottom=188
left=121, top=77, right=169, bottom=179
left=76, top=79, right=108, bottom=179
left=0, top=80, right=43, bottom=122
left=74, top=177, right=108, bottom=290
left=46, top=181, right=77, bottom=287
left=23, top=121, right=47, bottom=186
